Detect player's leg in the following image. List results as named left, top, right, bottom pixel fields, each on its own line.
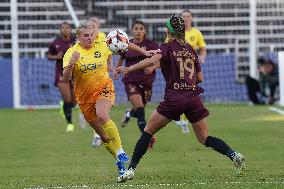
left=96, top=83, right=129, bottom=180
left=80, top=103, right=116, bottom=156
left=121, top=110, right=171, bottom=182
left=185, top=95, right=245, bottom=174
left=57, top=79, right=75, bottom=131
left=180, top=113, right=189, bottom=133
left=81, top=100, right=128, bottom=181
left=192, top=118, right=245, bottom=174
left=121, top=82, right=138, bottom=127
left=128, top=94, right=145, bottom=132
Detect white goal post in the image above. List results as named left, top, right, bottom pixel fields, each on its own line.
left=10, top=0, right=80, bottom=109
left=278, top=52, right=284, bottom=106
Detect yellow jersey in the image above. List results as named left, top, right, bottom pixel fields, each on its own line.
left=185, top=27, right=206, bottom=50
left=98, top=31, right=106, bottom=41
left=165, top=27, right=206, bottom=50
left=63, top=35, right=112, bottom=104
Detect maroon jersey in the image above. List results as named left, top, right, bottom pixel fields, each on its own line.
left=158, top=39, right=202, bottom=99
left=48, top=36, right=76, bottom=86
left=48, top=36, right=76, bottom=66
left=122, top=38, right=158, bottom=83
left=156, top=39, right=209, bottom=122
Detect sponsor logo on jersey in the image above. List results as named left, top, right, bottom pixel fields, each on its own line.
left=94, top=51, right=101, bottom=58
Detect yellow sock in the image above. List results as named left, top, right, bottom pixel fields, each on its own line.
left=102, top=119, right=122, bottom=157
left=103, top=140, right=117, bottom=158
left=181, top=113, right=187, bottom=121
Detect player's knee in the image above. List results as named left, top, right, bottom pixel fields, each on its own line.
left=198, top=136, right=207, bottom=145
left=100, top=135, right=109, bottom=143
left=144, top=124, right=158, bottom=135
left=96, top=110, right=109, bottom=123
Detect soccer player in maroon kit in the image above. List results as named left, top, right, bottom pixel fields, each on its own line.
left=116, top=15, right=245, bottom=182
left=48, top=22, right=76, bottom=132
left=117, top=20, right=158, bottom=148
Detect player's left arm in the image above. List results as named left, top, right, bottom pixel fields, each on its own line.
left=144, top=61, right=160, bottom=75
left=128, top=43, right=155, bottom=57
left=198, top=47, right=207, bottom=64
left=197, top=31, right=207, bottom=64
left=117, top=54, right=162, bottom=75
left=196, top=71, right=203, bottom=84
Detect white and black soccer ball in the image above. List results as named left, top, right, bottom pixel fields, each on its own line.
left=106, top=29, right=129, bottom=53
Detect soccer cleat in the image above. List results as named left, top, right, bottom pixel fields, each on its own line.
left=148, top=136, right=157, bottom=149
left=117, top=168, right=135, bottom=183
left=91, top=134, right=102, bottom=147
left=120, top=109, right=131, bottom=128
left=233, top=152, right=246, bottom=175
left=181, top=123, right=190, bottom=133
left=59, top=101, right=65, bottom=119
left=116, top=161, right=127, bottom=183
left=117, top=152, right=129, bottom=164
left=66, top=123, right=74, bottom=132
left=175, top=121, right=181, bottom=127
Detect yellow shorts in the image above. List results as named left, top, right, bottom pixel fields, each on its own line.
left=79, top=80, right=115, bottom=123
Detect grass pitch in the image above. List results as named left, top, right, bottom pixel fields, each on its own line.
left=0, top=104, right=283, bottom=189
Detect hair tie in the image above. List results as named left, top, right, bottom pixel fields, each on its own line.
left=166, top=19, right=175, bottom=34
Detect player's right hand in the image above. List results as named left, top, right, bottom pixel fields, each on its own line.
left=69, top=51, right=80, bottom=67
left=144, top=67, right=154, bottom=75
left=116, top=66, right=129, bottom=75
left=57, top=51, right=64, bottom=59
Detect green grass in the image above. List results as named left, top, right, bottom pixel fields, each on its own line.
left=0, top=104, right=283, bottom=189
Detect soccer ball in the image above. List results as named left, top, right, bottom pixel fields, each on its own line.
left=106, top=29, right=129, bottom=53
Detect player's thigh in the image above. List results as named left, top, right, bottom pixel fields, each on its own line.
left=57, top=80, right=72, bottom=102
left=129, top=94, right=144, bottom=109
left=79, top=103, right=97, bottom=124
left=95, top=80, right=115, bottom=121
left=96, top=99, right=112, bottom=114
left=184, top=95, right=209, bottom=124
left=145, top=110, right=171, bottom=135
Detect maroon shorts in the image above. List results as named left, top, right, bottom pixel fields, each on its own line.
left=156, top=95, right=209, bottom=123
left=123, top=80, right=153, bottom=104
left=54, top=63, right=64, bottom=87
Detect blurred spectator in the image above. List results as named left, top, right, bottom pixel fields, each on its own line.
left=246, top=57, right=279, bottom=105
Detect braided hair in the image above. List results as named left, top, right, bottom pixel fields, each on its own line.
left=166, top=15, right=186, bottom=45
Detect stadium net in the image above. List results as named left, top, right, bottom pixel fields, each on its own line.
left=1, top=0, right=284, bottom=108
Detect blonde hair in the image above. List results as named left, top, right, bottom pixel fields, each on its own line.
left=75, top=24, right=95, bottom=38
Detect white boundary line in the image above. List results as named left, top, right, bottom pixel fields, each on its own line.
left=269, top=107, right=284, bottom=115
left=24, top=181, right=284, bottom=189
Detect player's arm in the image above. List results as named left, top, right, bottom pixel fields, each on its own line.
left=128, top=43, right=155, bottom=57
left=63, top=51, right=80, bottom=81
left=196, top=71, right=203, bottom=84
left=48, top=51, right=63, bottom=60
left=198, top=47, right=207, bottom=64
left=117, top=54, right=162, bottom=75
left=197, top=31, right=207, bottom=64
left=107, top=54, right=118, bottom=80
left=116, top=55, right=125, bottom=68
left=47, top=44, right=63, bottom=60
left=144, top=61, right=160, bottom=75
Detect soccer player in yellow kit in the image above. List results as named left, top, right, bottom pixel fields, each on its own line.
left=62, top=24, right=128, bottom=182
left=85, top=16, right=108, bottom=147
